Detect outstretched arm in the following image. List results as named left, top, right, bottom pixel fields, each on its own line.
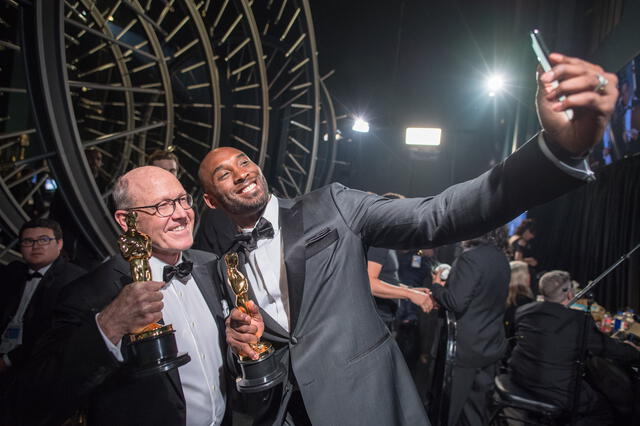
left=334, top=56, right=618, bottom=251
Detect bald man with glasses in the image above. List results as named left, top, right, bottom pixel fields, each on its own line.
left=10, top=167, right=231, bottom=426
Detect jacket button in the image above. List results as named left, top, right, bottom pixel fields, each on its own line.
left=290, top=336, right=298, bottom=345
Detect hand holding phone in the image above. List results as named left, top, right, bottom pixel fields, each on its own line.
left=530, top=29, right=574, bottom=120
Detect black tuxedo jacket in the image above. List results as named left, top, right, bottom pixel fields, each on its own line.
left=217, top=136, right=589, bottom=425
left=509, top=301, right=640, bottom=409
left=13, top=250, right=230, bottom=426
left=0, top=257, right=85, bottom=368
left=429, top=244, right=510, bottom=368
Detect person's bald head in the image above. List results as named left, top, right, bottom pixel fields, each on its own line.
left=198, top=147, right=270, bottom=226
left=113, top=166, right=178, bottom=210
left=198, top=147, right=245, bottom=196
left=113, top=166, right=195, bottom=264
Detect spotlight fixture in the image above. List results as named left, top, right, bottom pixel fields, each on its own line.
left=405, top=127, right=441, bottom=146
left=352, top=117, right=370, bottom=133
left=487, top=74, right=505, bottom=97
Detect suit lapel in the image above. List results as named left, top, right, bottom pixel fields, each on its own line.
left=113, top=257, right=133, bottom=289
left=111, top=256, right=186, bottom=403
left=23, top=265, right=54, bottom=325
left=279, top=197, right=305, bottom=333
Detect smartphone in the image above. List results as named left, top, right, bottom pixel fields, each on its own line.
left=530, top=29, right=573, bottom=120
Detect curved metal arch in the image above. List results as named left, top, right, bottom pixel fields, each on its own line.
left=299, top=0, right=320, bottom=193
left=2, top=0, right=342, bottom=265
left=22, top=0, right=117, bottom=257
left=238, top=0, right=270, bottom=168
left=317, top=78, right=338, bottom=188
left=129, top=0, right=175, bottom=151
left=250, top=0, right=322, bottom=197
left=183, top=0, right=222, bottom=152
left=77, top=0, right=136, bottom=180
left=0, top=4, right=44, bottom=240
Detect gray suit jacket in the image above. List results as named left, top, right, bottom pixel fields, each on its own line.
left=219, top=136, right=588, bottom=426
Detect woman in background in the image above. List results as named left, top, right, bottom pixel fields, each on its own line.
left=504, top=260, right=534, bottom=343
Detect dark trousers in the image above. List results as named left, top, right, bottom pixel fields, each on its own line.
left=448, top=363, right=497, bottom=426
left=396, top=321, right=419, bottom=374
left=283, top=390, right=312, bottom=426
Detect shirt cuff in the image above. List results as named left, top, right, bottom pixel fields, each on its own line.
left=537, top=132, right=596, bottom=182
left=2, top=353, right=11, bottom=368
left=95, top=313, right=124, bottom=362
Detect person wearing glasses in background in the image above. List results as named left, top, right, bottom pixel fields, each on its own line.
left=9, top=166, right=231, bottom=426
left=0, top=219, right=85, bottom=378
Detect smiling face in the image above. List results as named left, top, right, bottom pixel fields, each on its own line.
left=20, top=227, right=62, bottom=270
left=199, top=147, right=270, bottom=227
left=114, top=166, right=194, bottom=264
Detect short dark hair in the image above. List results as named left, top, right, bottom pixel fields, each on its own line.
left=515, top=218, right=535, bottom=236
left=20, top=218, right=63, bottom=240
left=148, top=149, right=179, bottom=167
left=462, top=225, right=508, bottom=250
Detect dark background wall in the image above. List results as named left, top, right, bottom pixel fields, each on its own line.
left=310, top=0, right=640, bottom=310
left=530, top=155, right=640, bottom=311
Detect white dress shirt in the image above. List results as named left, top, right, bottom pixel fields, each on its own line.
left=240, top=195, right=291, bottom=332
left=97, top=255, right=225, bottom=426
left=1, top=262, right=53, bottom=366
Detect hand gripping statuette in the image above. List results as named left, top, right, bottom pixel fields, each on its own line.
left=225, top=252, right=285, bottom=392
left=119, top=211, right=190, bottom=377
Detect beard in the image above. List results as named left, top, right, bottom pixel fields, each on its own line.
left=215, top=173, right=270, bottom=216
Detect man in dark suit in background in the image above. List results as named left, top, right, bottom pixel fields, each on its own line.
left=509, top=270, right=640, bottom=423
left=13, top=167, right=231, bottom=426
left=0, top=218, right=85, bottom=376
left=429, top=227, right=510, bottom=425
left=198, top=54, right=618, bottom=425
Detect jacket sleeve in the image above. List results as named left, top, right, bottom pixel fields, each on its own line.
left=332, top=134, right=590, bottom=250
left=587, top=324, right=640, bottom=363
left=429, top=252, right=480, bottom=316
left=12, top=275, right=122, bottom=424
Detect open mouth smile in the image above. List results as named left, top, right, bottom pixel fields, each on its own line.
left=237, top=182, right=257, bottom=195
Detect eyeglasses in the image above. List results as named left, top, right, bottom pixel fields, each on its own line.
left=128, top=194, right=194, bottom=217
left=20, top=236, right=57, bottom=247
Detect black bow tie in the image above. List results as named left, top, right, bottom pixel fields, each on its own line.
left=232, top=217, right=274, bottom=253
left=25, top=271, right=43, bottom=280
left=163, top=261, right=193, bottom=283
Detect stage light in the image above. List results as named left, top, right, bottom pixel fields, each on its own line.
left=487, top=74, right=505, bottom=96
left=352, top=117, right=370, bottom=133
left=405, top=127, right=441, bottom=146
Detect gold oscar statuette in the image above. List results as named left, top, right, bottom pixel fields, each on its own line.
left=117, top=210, right=190, bottom=377
left=225, top=251, right=285, bottom=392
left=225, top=252, right=271, bottom=359
left=118, top=211, right=165, bottom=337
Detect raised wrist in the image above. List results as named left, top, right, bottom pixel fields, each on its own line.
left=96, top=311, right=124, bottom=345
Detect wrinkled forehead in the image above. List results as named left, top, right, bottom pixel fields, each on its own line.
left=129, top=173, right=186, bottom=205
